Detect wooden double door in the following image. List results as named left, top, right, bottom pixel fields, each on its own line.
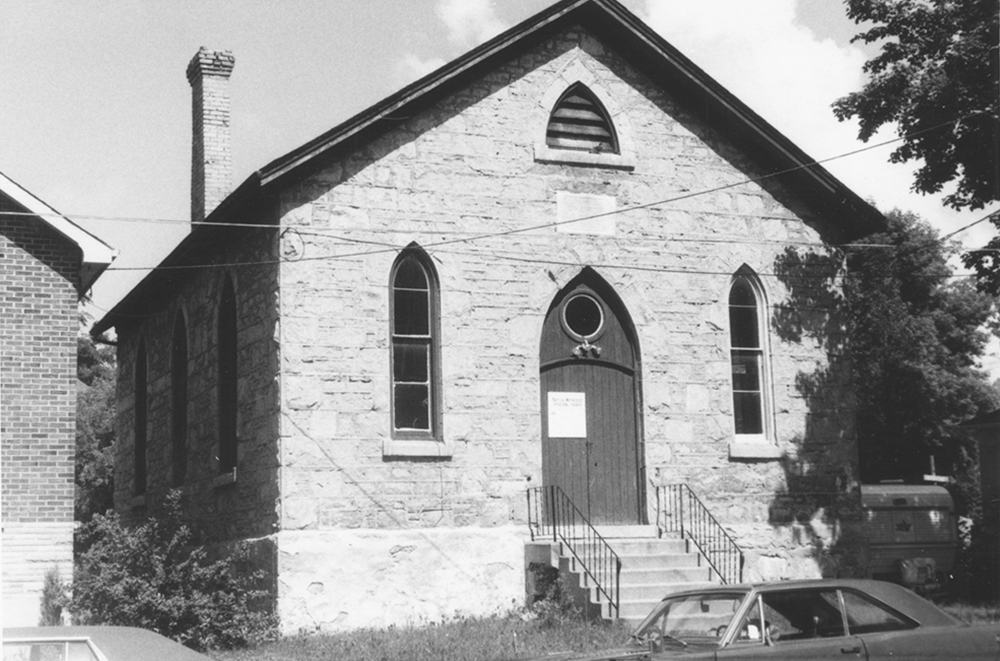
left=539, top=271, right=644, bottom=524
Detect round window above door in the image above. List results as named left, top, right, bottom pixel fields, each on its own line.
left=560, top=292, right=606, bottom=342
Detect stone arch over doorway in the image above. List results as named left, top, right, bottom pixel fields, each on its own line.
left=539, top=268, right=645, bottom=524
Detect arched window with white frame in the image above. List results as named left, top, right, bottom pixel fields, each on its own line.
left=728, top=269, right=771, bottom=439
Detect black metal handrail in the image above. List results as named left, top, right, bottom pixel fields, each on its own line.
left=526, top=485, right=621, bottom=618
left=657, top=484, right=744, bottom=584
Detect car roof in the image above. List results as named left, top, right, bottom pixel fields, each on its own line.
left=660, top=579, right=962, bottom=628
left=2, top=626, right=212, bottom=661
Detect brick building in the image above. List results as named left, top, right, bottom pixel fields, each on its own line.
left=2, top=171, right=114, bottom=625
left=94, top=0, right=883, bottom=633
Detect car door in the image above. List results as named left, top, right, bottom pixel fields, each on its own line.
left=716, top=589, right=865, bottom=661
left=859, top=627, right=998, bottom=661
left=841, top=590, right=999, bottom=660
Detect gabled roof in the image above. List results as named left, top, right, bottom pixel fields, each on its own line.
left=255, top=0, right=883, bottom=238
left=0, top=170, right=116, bottom=295
left=94, top=0, right=884, bottom=334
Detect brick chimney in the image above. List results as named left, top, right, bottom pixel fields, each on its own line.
left=186, top=47, right=235, bottom=224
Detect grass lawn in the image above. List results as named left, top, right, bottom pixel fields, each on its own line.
left=208, top=613, right=631, bottom=661
left=208, top=601, right=1000, bottom=661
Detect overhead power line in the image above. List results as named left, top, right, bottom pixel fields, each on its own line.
left=7, top=110, right=994, bottom=278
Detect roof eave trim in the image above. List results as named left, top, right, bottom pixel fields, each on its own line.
left=0, top=171, right=117, bottom=268
left=91, top=172, right=263, bottom=336
left=258, top=0, right=593, bottom=186
left=257, top=0, right=848, bottom=211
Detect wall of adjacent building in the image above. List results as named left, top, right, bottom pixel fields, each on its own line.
left=272, top=27, right=866, bottom=633
left=1, top=204, right=81, bottom=625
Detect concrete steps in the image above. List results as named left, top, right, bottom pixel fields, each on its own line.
left=553, top=525, right=722, bottom=625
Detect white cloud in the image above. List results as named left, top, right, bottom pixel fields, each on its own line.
left=638, top=0, right=993, bottom=245
left=394, top=0, right=505, bottom=92
left=436, top=0, right=506, bottom=49
left=640, top=1, right=1000, bottom=374
left=395, top=52, right=448, bottom=86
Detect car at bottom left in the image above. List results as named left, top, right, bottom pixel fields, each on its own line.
left=2, top=627, right=213, bottom=661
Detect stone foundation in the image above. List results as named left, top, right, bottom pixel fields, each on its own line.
left=276, top=527, right=528, bottom=634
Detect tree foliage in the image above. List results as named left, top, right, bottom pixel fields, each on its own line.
left=846, top=209, right=998, bottom=485
left=71, top=491, right=278, bottom=650
left=832, top=0, right=1000, bottom=212
left=76, top=333, right=116, bottom=522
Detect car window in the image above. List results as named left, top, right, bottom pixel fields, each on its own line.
left=3, top=641, right=100, bottom=661
left=841, top=590, right=916, bottom=634
left=754, top=590, right=846, bottom=642
left=633, top=592, right=746, bottom=650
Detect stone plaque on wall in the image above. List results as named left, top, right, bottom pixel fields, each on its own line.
left=556, top=192, right=616, bottom=235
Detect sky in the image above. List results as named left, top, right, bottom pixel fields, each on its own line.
left=3, top=0, right=998, bottom=364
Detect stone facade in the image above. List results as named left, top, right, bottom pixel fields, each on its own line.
left=1, top=185, right=111, bottom=625
left=112, top=225, right=281, bottom=542
left=99, top=2, right=877, bottom=636
left=271, top=31, right=865, bottom=631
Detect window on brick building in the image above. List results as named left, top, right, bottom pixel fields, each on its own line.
left=546, top=83, right=618, bottom=154
left=390, top=246, right=440, bottom=439
left=728, top=269, right=772, bottom=439
left=171, top=312, right=188, bottom=485
left=218, top=275, right=238, bottom=475
left=134, top=338, right=148, bottom=496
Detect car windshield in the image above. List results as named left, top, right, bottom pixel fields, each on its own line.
left=3, top=640, right=101, bottom=661
left=632, top=591, right=748, bottom=649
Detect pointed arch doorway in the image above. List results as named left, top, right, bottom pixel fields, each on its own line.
left=540, top=270, right=645, bottom=524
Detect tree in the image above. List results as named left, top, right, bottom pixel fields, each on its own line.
left=76, top=332, right=116, bottom=522
left=832, top=0, right=999, bottom=212
left=846, top=209, right=998, bottom=485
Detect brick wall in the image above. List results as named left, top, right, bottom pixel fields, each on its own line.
left=1, top=200, right=81, bottom=624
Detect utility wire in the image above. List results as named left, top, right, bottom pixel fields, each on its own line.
left=42, top=108, right=988, bottom=304
left=7, top=110, right=990, bottom=256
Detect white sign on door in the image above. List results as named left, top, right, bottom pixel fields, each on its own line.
left=548, top=392, right=587, bottom=438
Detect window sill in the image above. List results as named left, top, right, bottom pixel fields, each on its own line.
left=383, top=438, right=453, bottom=459
left=212, top=468, right=237, bottom=489
left=533, top=144, right=635, bottom=170
left=729, top=440, right=782, bottom=461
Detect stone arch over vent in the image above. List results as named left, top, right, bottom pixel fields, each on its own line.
left=546, top=83, right=618, bottom=153
left=534, top=53, right=636, bottom=169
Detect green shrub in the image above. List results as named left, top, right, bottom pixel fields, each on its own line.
left=39, top=566, right=68, bottom=625
left=71, top=491, right=277, bottom=650
left=526, top=563, right=580, bottom=626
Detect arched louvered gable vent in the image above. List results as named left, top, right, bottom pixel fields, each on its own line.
left=545, top=84, right=618, bottom=154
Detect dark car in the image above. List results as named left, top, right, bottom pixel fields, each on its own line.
left=520, top=579, right=1000, bottom=660
left=2, top=626, right=213, bottom=661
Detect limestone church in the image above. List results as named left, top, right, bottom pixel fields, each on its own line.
left=94, top=0, right=882, bottom=634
